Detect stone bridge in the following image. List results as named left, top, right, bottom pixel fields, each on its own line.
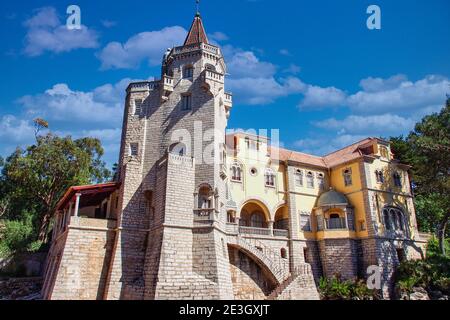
left=227, top=235, right=290, bottom=284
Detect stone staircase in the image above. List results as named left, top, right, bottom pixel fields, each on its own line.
left=228, top=236, right=320, bottom=300
left=232, top=236, right=289, bottom=283
left=267, top=264, right=320, bottom=300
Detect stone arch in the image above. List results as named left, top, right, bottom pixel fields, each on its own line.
left=274, top=206, right=289, bottom=230
left=238, top=198, right=271, bottom=226
left=272, top=201, right=287, bottom=217
left=237, top=197, right=272, bottom=220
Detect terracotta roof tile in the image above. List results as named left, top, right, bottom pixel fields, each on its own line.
left=184, top=14, right=209, bottom=45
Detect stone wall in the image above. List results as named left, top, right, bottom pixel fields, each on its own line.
left=228, top=247, right=276, bottom=300
left=0, top=277, right=42, bottom=300
left=45, top=227, right=115, bottom=300
left=318, top=238, right=359, bottom=280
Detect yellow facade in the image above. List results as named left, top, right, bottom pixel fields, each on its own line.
left=226, top=133, right=418, bottom=242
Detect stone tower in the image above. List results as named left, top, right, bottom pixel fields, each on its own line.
left=103, top=12, right=234, bottom=300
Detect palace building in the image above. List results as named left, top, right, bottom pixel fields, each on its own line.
left=41, top=12, right=427, bottom=300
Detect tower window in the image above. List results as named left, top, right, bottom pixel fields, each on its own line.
left=393, top=172, right=402, bottom=187
left=265, top=168, right=276, bottom=187
left=380, top=146, right=389, bottom=159
left=129, top=143, right=139, bottom=157
left=231, top=163, right=242, bottom=182
left=317, top=173, right=325, bottom=191
left=343, top=169, right=352, bottom=187
left=306, top=172, right=314, bottom=188
left=183, top=66, right=194, bottom=79
left=181, top=95, right=192, bottom=110
left=134, top=99, right=143, bottom=116
left=375, top=170, right=385, bottom=184
left=295, top=170, right=303, bottom=187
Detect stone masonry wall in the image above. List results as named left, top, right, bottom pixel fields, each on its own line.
left=319, top=238, right=358, bottom=280
left=47, top=227, right=114, bottom=300
left=228, top=247, right=275, bottom=300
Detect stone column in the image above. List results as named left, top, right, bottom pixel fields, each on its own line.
left=74, top=193, right=82, bottom=217
left=268, top=221, right=274, bottom=237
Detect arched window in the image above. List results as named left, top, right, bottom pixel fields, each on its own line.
left=380, top=146, right=389, bottom=159
left=328, top=213, right=343, bottom=230
left=384, top=207, right=405, bottom=232
left=343, top=169, right=352, bottom=187
left=383, top=208, right=392, bottom=230
left=375, top=170, right=385, bottom=183
left=250, top=212, right=265, bottom=228
left=295, top=170, right=303, bottom=187
left=396, top=210, right=404, bottom=231
left=205, top=64, right=216, bottom=71
left=306, top=172, right=314, bottom=188
left=393, top=172, right=402, bottom=187
left=280, top=248, right=288, bottom=259
left=317, top=173, right=325, bottom=191
left=245, top=137, right=250, bottom=149
left=183, top=65, right=194, bottom=79
left=198, top=185, right=213, bottom=210
left=169, top=142, right=187, bottom=156
left=265, top=168, right=276, bottom=187
left=231, top=163, right=242, bottom=182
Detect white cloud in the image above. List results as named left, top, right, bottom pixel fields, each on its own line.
left=300, top=85, right=347, bottom=108
left=228, top=77, right=305, bottom=105
left=294, top=134, right=367, bottom=156
left=208, top=31, right=229, bottom=42
left=279, top=49, right=292, bottom=56
left=314, top=114, right=416, bottom=136
left=0, top=115, right=35, bottom=144
left=359, top=74, right=408, bottom=93
left=24, top=7, right=99, bottom=56
left=97, top=26, right=187, bottom=69
left=3, top=78, right=144, bottom=166
left=101, top=20, right=117, bottom=28
left=18, top=77, right=149, bottom=128
left=283, top=64, right=302, bottom=74
left=225, top=48, right=277, bottom=78
left=348, top=75, right=449, bottom=114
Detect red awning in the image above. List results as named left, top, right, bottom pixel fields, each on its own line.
left=56, top=182, right=120, bottom=211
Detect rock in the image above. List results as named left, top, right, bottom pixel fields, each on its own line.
left=430, top=290, right=443, bottom=300
left=409, top=287, right=430, bottom=301
left=438, top=295, right=449, bottom=301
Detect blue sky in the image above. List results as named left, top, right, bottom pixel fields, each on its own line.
left=1, top=0, right=449, bottom=167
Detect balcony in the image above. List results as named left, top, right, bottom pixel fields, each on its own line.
left=226, top=223, right=289, bottom=239
left=172, top=43, right=221, bottom=57
left=127, top=81, right=159, bottom=93
left=202, top=70, right=224, bottom=92
left=162, top=75, right=174, bottom=92
left=224, top=92, right=233, bottom=109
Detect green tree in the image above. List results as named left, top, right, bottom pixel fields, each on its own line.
left=0, top=133, right=111, bottom=243
left=391, top=98, right=450, bottom=255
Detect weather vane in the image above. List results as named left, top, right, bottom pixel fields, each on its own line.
left=196, top=0, right=200, bottom=15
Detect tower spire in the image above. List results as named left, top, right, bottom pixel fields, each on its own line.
left=184, top=3, right=209, bottom=46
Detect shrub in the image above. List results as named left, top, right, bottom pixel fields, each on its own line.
left=0, top=219, right=34, bottom=257
left=395, top=253, right=450, bottom=297
left=319, top=275, right=378, bottom=300
left=427, top=236, right=450, bottom=258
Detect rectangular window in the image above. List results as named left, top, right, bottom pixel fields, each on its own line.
left=181, top=95, right=192, bottom=110
left=295, top=171, right=303, bottom=187
left=130, top=143, right=139, bottom=157
left=183, top=67, right=194, bottom=79
left=134, top=99, right=143, bottom=115
left=299, top=214, right=311, bottom=232
left=306, top=173, right=314, bottom=188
